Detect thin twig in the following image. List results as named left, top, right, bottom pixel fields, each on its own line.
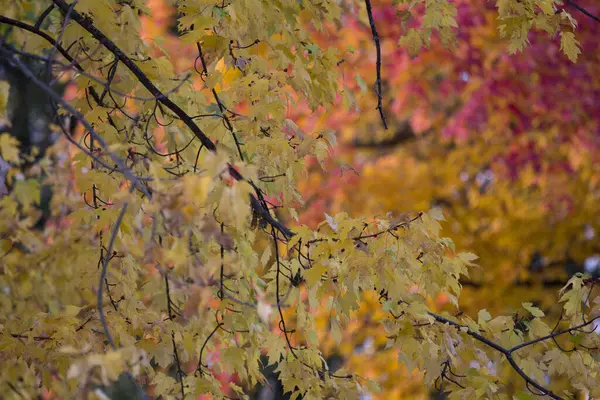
left=196, top=323, right=223, bottom=374
left=427, top=311, right=562, bottom=399
left=565, top=0, right=600, bottom=23
left=165, top=275, right=186, bottom=399
left=0, top=46, right=150, bottom=193
left=98, top=200, right=130, bottom=350
left=364, top=0, right=388, bottom=129
left=46, top=0, right=76, bottom=82
left=34, top=4, right=55, bottom=29
left=196, top=42, right=244, bottom=160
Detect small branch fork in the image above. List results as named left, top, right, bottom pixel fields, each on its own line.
left=364, top=0, right=388, bottom=130
left=435, top=360, right=465, bottom=391
left=426, top=311, right=600, bottom=400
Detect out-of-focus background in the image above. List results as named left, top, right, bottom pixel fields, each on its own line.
left=292, top=1, right=600, bottom=396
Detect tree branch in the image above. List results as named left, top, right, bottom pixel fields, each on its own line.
left=34, top=4, right=55, bottom=29
left=51, top=0, right=217, bottom=152
left=352, top=121, right=416, bottom=148
left=508, top=314, right=600, bottom=353
left=364, top=0, right=388, bottom=130
left=565, top=0, right=600, bottom=24
left=50, top=0, right=291, bottom=242
left=0, top=14, right=103, bottom=105
left=0, top=46, right=148, bottom=190
left=426, top=311, right=571, bottom=400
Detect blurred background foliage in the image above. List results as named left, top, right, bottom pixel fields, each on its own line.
left=292, top=1, right=600, bottom=396
left=300, top=0, right=600, bottom=314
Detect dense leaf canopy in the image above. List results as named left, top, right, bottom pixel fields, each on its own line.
left=0, top=1, right=599, bottom=399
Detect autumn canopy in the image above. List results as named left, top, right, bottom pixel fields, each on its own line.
left=0, top=0, right=599, bottom=399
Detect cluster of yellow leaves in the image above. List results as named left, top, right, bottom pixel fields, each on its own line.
left=495, top=0, right=582, bottom=59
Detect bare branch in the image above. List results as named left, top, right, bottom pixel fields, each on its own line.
left=427, top=311, right=565, bottom=399
left=364, top=0, right=388, bottom=129
left=565, top=0, right=600, bottom=24
left=34, top=4, right=55, bottom=29
left=97, top=200, right=129, bottom=350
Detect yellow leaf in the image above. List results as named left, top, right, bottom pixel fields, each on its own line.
left=429, top=207, right=445, bottom=221
left=458, top=252, right=479, bottom=264
left=536, top=0, right=555, bottom=15
left=180, top=16, right=214, bottom=42
left=399, top=29, right=423, bottom=58
left=205, top=71, right=222, bottom=89
left=560, top=31, right=581, bottom=62
left=304, top=263, right=327, bottom=286
left=0, top=134, right=20, bottom=164
left=63, top=305, right=83, bottom=317
left=522, top=302, right=545, bottom=317
left=478, top=309, right=492, bottom=325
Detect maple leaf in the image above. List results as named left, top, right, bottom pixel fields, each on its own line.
left=560, top=31, right=581, bottom=62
